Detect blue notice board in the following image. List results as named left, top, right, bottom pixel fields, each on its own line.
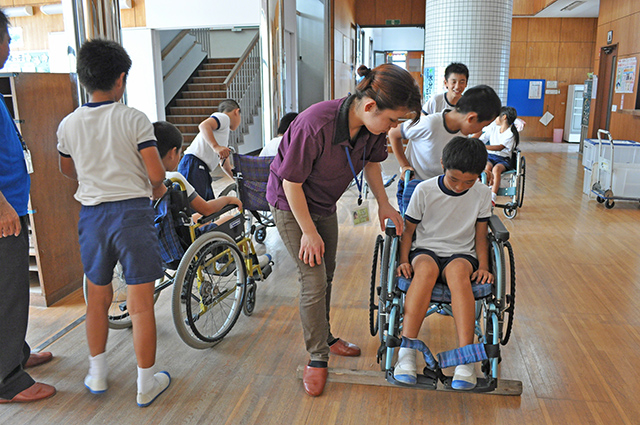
left=507, top=79, right=545, bottom=117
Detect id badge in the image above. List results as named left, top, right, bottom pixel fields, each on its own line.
left=24, top=148, right=34, bottom=174
left=351, top=200, right=370, bottom=226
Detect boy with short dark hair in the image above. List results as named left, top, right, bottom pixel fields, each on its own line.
left=422, top=62, right=469, bottom=115
left=389, top=85, right=501, bottom=207
left=57, top=38, right=170, bottom=407
left=178, top=99, right=241, bottom=200
left=394, top=136, right=493, bottom=390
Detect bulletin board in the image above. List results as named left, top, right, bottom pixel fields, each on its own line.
left=506, top=79, right=546, bottom=117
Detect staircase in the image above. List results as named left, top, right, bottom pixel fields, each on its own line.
left=166, top=58, right=239, bottom=145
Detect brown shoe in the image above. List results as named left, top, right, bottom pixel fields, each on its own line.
left=25, top=352, right=53, bottom=369
left=302, top=365, right=328, bottom=397
left=0, top=383, right=56, bottom=403
left=329, top=339, right=361, bottom=357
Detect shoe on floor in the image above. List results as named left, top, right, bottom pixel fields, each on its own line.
left=302, top=365, right=328, bottom=397
left=393, top=347, right=417, bottom=385
left=25, top=352, right=53, bottom=369
left=452, top=364, right=477, bottom=390
left=137, top=371, right=171, bottom=407
left=84, top=374, right=108, bottom=394
left=0, top=382, right=56, bottom=403
left=329, top=339, right=361, bottom=357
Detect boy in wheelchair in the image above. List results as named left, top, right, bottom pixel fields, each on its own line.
left=394, top=136, right=492, bottom=390
left=154, top=121, right=242, bottom=221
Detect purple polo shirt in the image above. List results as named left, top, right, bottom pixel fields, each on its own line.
left=266, top=95, right=388, bottom=217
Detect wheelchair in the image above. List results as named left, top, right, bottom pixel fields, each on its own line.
left=83, top=177, right=273, bottom=349
left=218, top=152, right=275, bottom=244
left=368, top=173, right=519, bottom=394
left=493, top=148, right=526, bottom=219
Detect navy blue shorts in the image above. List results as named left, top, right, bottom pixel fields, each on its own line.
left=79, top=198, right=164, bottom=286
left=177, top=154, right=214, bottom=201
left=487, top=153, right=512, bottom=170
left=409, top=248, right=479, bottom=277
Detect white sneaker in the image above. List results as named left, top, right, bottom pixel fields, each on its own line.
left=393, top=347, right=417, bottom=384
left=84, top=374, right=108, bottom=394
left=137, top=371, right=171, bottom=407
left=452, top=364, right=477, bottom=390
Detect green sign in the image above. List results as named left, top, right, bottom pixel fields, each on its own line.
left=385, top=19, right=401, bottom=26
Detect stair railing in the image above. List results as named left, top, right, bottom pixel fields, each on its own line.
left=223, top=33, right=260, bottom=149
left=189, top=28, right=210, bottom=55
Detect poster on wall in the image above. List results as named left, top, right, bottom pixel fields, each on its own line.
left=423, top=67, right=435, bottom=101
left=615, top=57, right=636, bottom=94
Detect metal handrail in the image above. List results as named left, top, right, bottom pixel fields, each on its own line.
left=223, top=33, right=259, bottom=88
left=224, top=32, right=261, bottom=149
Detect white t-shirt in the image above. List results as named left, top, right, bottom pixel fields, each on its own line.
left=405, top=176, right=492, bottom=258
left=479, top=121, right=516, bottom=158
left=183, top=112, right=231, bottom=172
left=57, top=101, right=156, bottom=206
left=400, top=112, right=461, bottom=181
left=422, top=92, right=455, bottom=115
left=166, top=171, right=198, bottom=202
left=259, top=135, right=282, bottom=157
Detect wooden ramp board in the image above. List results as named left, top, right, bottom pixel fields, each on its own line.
left=296, top=366, right=522, bottom=396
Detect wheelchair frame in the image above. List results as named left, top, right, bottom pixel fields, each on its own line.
left=368, top=174, right=520, bottom=395
left=493, top=148, right=526, bottom=219
left=82, top=178, right=273, bottom=349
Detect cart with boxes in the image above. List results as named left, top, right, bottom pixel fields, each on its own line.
left=582, top=130, right=640, bottom=209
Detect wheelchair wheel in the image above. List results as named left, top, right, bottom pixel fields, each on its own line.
left=171, top=232, right=247, bottom=349
left=243, top=279, right=257, bottom=316
left=516, top=157, right=526, bottom=208
left=254, top=226, right=267, bottom=244
left=490, top=240, right=516, bottom=346
left=369, top=235, right=384, bottom=336
left=82, top=263, right=162, bottom=330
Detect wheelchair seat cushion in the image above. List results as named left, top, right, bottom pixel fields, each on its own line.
left=397, top=276, right=492, bottom=302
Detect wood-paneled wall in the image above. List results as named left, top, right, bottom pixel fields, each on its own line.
left=510, top=18, right=597, bottom=140
left=589, top=0, right=640, bottom=141
left=2, top=0, right=145, bottom=55
left=512, top=0, right=555, bottom=17
left=355, top=0, right=425, bottom=27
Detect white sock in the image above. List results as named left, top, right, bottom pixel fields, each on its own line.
left=88, top=352, right=107, bottom=379
left=137, top=365, right=156, bottom=395
left=396, top=347, right=416, bottom=372
left=491, top=192, right=497, bottom=202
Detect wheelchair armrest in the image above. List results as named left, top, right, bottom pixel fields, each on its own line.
left=489, top=215, right=509, bottom=242
left=197, top=204, right=240, bottom=225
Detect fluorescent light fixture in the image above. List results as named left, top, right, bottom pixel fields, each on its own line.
left=4, top=6, right=34, bottom=18
left=40, top=3, right=64, bottom=15
left=560, top=1, right=586, bottom=11
left=38, top=1, right=131, bottom=16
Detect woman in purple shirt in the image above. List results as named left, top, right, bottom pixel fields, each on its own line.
left=266, top=64, right=422, bottom=397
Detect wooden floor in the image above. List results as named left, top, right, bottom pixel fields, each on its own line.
left=7, top=142, right=640, bottom=424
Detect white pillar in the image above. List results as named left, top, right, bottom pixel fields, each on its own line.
left=423, top=0, right=513, bottom=104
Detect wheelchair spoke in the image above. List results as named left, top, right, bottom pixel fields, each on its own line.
left=173, top=236, right=247, bottom=348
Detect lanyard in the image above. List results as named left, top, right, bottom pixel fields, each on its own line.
left=345, top=145, right=366, bottom=206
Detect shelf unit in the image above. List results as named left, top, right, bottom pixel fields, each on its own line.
left=0, top=72, right=83, bottom=306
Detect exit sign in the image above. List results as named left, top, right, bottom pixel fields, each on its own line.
left=385, top=19, right=401, bottom=26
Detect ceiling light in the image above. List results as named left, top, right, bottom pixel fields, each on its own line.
left=4, top=6, right=34, bottom=18
left=560, top=1, right=586, bottom=11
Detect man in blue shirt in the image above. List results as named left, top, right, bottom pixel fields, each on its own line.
left=0, top=9, right=56, bottom=404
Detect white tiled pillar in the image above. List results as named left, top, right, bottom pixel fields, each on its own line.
left=424, top=0, right=513, bottom=103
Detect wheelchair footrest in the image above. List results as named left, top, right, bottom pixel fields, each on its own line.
left=295, top=366, right=523, bottom=396
left=386, top=369, right=437, bottom=390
